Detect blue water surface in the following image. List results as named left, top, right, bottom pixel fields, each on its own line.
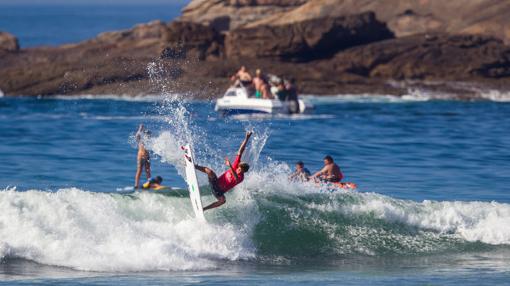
left=1, top=96, right=510, bottom=285
left=0, top=3, right=186, bottom=47
left=1, top=97, right=509, bottom=202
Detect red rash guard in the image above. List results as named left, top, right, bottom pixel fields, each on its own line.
left=216, top=155, right=244, bottom=193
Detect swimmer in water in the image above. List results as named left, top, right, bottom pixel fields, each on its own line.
left=290, top=161, right=311, bottom=182
left=134, top=124, right=151, bottom=189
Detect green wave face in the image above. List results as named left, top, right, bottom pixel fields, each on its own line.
left=230, top=188, right=509, bottom=260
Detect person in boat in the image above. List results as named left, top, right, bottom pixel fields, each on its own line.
left=142, top=176, right=163, bottom=190
left=285, top=78, right=300, bottom=114
left=135, top=124, right=151, bottom=189
left=253, top=70, right=274, bottom=99
left=312, top=155, right=344, bottom=183
left=253, top=69, right=266, bottom=98
left=230, top=66, right=253, bottom=87
left=193, top=131, right=253, bottom=211
left=275, top=79, right=288, bottom=101
left=290, top=161, right=311, bottom=182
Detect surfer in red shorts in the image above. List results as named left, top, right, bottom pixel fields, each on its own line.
left=194, top=131, right=253, bottom=211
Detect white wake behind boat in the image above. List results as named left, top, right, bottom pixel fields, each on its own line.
left=215, top=86, right=314, bottom=115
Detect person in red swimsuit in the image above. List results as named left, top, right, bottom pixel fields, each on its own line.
left=194, top=131, right=253, bottom=211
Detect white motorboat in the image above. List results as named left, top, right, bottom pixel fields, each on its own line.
left=215, top=86, right=314, bottom=116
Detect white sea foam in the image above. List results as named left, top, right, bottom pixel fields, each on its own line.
left=2, top=177, right=510, bottom=272
left=304, top=191, right=510, bottom=246
left=0, top=188, right=254, bottom=272
left=478, top=90, right=510, bottom=102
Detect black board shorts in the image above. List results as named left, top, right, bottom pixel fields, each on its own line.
left=322, top=176, right=340, bottom=183
left=208, top=174, right=225, bottom=199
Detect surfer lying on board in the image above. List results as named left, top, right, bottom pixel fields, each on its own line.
left=312, top=155, right=344, bottom=183
left=142, top=176, right=163, bottom=190
left=193, top=131, right=253, bottom=211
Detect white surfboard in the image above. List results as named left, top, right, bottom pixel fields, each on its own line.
left=183, top=144, right=206, bottom=221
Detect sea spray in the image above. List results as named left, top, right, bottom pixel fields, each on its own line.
left=0, top=188, right=254, bottom=271
left=3, top=183, right=510, bottom=271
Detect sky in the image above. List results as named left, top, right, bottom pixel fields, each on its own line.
left=0, top=0, right=189, bottom=5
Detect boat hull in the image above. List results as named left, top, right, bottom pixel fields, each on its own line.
left=215, top=87, right=313, bottom=115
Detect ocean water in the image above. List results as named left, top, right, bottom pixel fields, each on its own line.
left=1, top=91, right=510, bottom=285
left=2, top=2, right=510, bottom=285
left=0, top=3, right=186, bottom=47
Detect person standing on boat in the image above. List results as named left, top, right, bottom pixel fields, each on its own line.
left=230, top=66, right=252, bottom=87
left=275, top=79, right=288, bottom=101
left=285, top=78, right=299, bottom=114
left=313, top=155, right=344, bottom=183
left=253, top=69, right=265, bottom=98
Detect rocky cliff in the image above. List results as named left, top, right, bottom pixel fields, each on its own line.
left=1, top=0, right=510, bottom=97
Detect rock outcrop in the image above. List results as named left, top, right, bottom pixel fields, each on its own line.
left=0, top=32, right=19, bottom=52
left=180, top=0, right=307, bottom=31
left=1, top=0, right=510, bottom=97
left=225, top=12, right=393, bottom=60
left=182, top=0, right=510, bottom=44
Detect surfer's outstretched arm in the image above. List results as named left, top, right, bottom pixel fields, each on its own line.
left=237, top=131, right=253, bottom=157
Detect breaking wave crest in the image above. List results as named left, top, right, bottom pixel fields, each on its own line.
left=1, top=181, right=509, bottom=271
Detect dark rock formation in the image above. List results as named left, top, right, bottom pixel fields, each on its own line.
left=328, top=34, right=510, bottom=81
left=225, top=12, right=393, bottom=60
left=1, top=1, right=510, bottom=97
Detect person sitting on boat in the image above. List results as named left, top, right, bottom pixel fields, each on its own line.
left=142, top=176, right=163, bottom=190
left=290, top=161, right=311, bottom=182
left=230, top=66, right=252, bottom=87
left=312, top=155, right=344, bottom=183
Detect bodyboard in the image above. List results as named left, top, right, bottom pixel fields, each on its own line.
left=183, top=144, right=206, bottom=221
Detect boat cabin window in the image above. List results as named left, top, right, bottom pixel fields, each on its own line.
left=226, top=90, right=237, bottom=97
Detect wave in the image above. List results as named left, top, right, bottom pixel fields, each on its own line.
left=305, top=88, right=510, bottom=104
left=478, top=90, right=510, bottom=102
left=0, top=188, right=254, bottom=272
left=1, top=181, right=509, bottom=272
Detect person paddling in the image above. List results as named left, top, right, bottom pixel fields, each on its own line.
left=312, top=155, right=343, bottom=183
left=290, top=161, right=311, bottom=182
left=142, top=176, right=163, bottom=190
left=192, top=131, right=253, bottom=211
